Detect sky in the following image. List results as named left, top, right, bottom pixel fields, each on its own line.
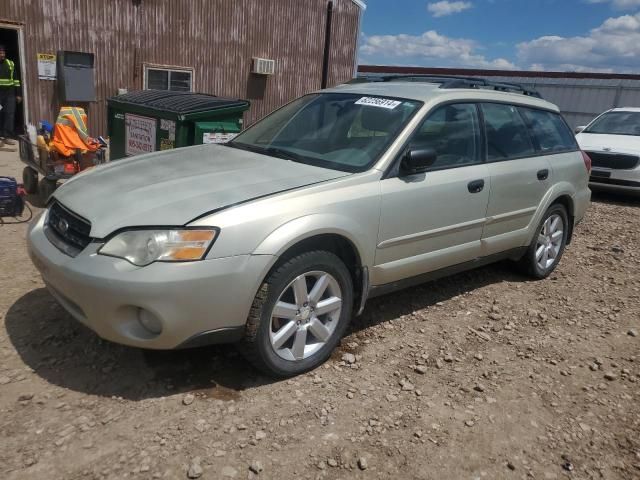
left=358, top=0, right=640, bottom=72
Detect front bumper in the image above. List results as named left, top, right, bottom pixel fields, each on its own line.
left=27, top=212, right=274, bottom=349
left=589, top=167, right=640, bottom=194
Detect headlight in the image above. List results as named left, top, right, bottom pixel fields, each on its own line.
left=98, top=228, right=218, bottom=266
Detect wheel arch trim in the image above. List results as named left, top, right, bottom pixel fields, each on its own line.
left=252, top=214, right=371, bottom=264
left=526, top=183, right=577, bottom=246
left=252, top=214, right=373, bottom=315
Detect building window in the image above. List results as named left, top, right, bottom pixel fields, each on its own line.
left=144, top=66, right=193, bottom=92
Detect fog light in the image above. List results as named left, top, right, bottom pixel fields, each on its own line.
left=137, top=308, right=162, bottom=335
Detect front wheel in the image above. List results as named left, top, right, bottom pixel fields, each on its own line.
left=240, top=251, right=354, bottom=377
left=518, top=204, right=569, bottom=279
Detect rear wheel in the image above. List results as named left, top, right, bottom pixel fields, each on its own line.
left=518, top=204, right=568, bottom=279
left=22, top=167, right=38, bottom=194
left=240, top=251, right=353, bottom=377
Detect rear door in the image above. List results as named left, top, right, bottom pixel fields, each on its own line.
left=519, top=106, right=584, bottom=194
left=373, top=103, right=490, bottom=286
left=480, top=103, right=552, bottom=255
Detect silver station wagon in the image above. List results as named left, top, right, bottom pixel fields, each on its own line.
left=27, top=77, right=591, bottom=377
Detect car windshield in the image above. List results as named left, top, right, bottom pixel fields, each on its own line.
left=227, top=93, right=422, bottom=172
left=584, top=111, right=640, bottom=136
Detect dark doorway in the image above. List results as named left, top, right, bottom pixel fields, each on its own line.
left=0, top=27, right=25, bottom=135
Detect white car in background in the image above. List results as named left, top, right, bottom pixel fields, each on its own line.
left=576, top=108, right=640, bottom=194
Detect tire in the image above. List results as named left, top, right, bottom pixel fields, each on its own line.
left=22, top=167, right=38, bottom=194
left=240, top=251, right=354, bottom=377
left=38, top=178, right=58, bottom=203
left=518, top=204, right=569, bottom=279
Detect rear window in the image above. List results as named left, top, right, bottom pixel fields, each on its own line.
left=520, top=108, right=578, bottom=153
left=481, top=103, right=536, bottom=161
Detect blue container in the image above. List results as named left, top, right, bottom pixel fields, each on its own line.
left=0, top=176, right=24, bottom=217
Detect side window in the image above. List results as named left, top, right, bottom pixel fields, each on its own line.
left=520, top=108, right=578, bottom=153
left=145, top=66, right=193, bottom=92
left=481, top=103, right=536, bottom=161
left=408, top=103, right=481, bottom=169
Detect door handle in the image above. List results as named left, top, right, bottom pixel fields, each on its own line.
left=537, top=169, right=549, bottom=181
left=467, top=179, right=485, bottom=194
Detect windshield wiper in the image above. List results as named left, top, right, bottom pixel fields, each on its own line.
left=584, top=131, right=640, bottom=136
left=226, top=142, right=303, bottom=161
left=226, top=142, right=263, bottom=154
left=263, top=147, right=305, bottom=162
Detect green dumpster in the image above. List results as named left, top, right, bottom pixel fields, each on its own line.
left=107, top=90, right=250, bottom=160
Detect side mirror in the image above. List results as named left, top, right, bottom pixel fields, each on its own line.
left=574, top=126, right=586, bottom=134
left=400, top=148, right=437, bottom=175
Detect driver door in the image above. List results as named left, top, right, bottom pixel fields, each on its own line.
left=372, top=103, right=490, bottom=286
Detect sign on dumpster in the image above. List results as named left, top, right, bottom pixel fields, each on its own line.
left=203, top=132, right=238, bottom=144
left=125, top=114, right=156, bottom=156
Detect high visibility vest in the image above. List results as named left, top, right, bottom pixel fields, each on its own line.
left=0, top=59, right=20, bottom=88
left=51, top=106, right=98, bottom=157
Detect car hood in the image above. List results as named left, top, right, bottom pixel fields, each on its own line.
left=53, top=144, right=350, bottom=238
left=576, top=132, right=640, bottom=154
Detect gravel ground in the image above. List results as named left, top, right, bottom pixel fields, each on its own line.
left=1, top=149, right=639, bottom=480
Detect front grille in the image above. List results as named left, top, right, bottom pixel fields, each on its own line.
left=586, top=151, right=639, bottom=170
left=45, top=202, right=92, bottom=256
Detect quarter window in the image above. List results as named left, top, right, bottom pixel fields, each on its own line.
left=519, top=108, right=578, bottom=153
left=481, top=103, right=535, bottom=161
left=408, top=103, right=481, bottom=169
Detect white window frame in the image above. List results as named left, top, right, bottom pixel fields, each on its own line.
left=143, top=64, right=194, bottom=92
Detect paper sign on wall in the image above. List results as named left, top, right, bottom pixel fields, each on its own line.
left=37, top=53, right=56, bottom=80
left=125, top=114, right=156, bottom=156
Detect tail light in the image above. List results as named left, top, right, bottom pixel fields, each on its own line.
left=16, top=185, right=26, bottom=196
left=581, top=151, right=592, bottom=173
left=63, top=162, right=78, bottom=174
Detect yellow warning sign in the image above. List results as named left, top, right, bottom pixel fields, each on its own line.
left=37, top=53, right=56, bottom=80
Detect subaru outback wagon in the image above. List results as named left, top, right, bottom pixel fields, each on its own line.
left=27, top=77, right=591, bottom=377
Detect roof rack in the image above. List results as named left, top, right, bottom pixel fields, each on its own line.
left=352, top=74, right=542, bottom=98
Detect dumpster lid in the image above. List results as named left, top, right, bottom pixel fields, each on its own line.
left=108, top=90, right=249, bottom=115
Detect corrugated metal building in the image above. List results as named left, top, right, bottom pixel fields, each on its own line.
left=0, top=0, right=365, bottom=135
left=359, top=66, right=640, bottom=129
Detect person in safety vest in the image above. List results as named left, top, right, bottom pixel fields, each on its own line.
left=50, top=106, right=99, bottom=157
left=0, top=44, right=22, bottom=146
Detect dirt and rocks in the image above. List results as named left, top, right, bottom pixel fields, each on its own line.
left=1, top=149, right=639, bottom=479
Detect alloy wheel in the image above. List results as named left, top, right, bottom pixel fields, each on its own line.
left=535, top=213, right=564, bottom=271
left=269, top=271, right=343, bottom=361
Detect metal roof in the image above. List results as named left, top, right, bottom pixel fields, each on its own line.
left=359, top=65, right=640, bottom=82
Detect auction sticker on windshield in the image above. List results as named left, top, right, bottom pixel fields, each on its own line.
left=355, top=97, right=402, bottom=109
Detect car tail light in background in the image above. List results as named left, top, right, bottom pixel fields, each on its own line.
left=64, top=162, right=78, bottom=175
left=581, top=151, right=592, bottom=173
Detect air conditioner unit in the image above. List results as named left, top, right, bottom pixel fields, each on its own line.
left=252, top=57, right=275, bottom=75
